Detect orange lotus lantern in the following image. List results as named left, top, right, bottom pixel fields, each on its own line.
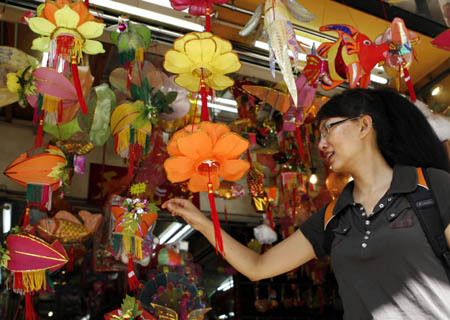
left=164, top=122, right=250, bottom=256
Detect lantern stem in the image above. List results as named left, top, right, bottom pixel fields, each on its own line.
left=200, top=70, right=209, bottom=121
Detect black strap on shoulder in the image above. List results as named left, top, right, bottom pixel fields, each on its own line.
left=406, top=168, right=450, bottom=282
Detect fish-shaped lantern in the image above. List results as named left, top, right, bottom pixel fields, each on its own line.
left=7, top=233, right=68, bottom=320
left=303, top=24, right=389, bottom=90
left=37, top=210, right=103, bottom=244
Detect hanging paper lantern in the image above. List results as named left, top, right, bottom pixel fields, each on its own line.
left=110, top=100, right=152, bottom=177
left=6, top=233, right=68, bottom=320
left=104, top=295, right=156, bottom=320
left=25, top=1, right=106, bottom=114
left=169, top=0, right=229, bottom=31
left=111, top=197, right=158, bottom=291
left=1, top=46, right=38, bottom=108
left=375, top=17, right=419, bottom=102
left=164, top=122, right=249, bottom=257
left=110, top=17, right=151, bottom=90
left=163, top=32, right=241, bottom=121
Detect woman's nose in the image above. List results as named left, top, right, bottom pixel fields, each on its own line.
left=317, top=137, right=327, bottom=151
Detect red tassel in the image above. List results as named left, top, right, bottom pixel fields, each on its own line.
left=267, top=206, right=274, bottom=230
left=34, top=119, right=44, bottom=148
left=23, top=207, right=30, bottom=228
left=25, top=292, right=37, bottom=320
left=57, top=99, right=63, bottom=124
left=66, top=247, right=75, bottom=273
left=295, top=124, right=304, bottom=160
left=205, top=7, right=211, bottom=32
left=200, top=73, right=209, bottom=122
left=208, top=183, right=224, bottom=257
left=71, top=56, right=88, bottom=115
left=127, top=255, right=139, bottom=291
left=402, top=62, right=416, bottom=102
left=14, top=272, right=24, bottom=291
left=84, top=0, right=89, bottom=7
left=128, top=144, right=135, bottom=182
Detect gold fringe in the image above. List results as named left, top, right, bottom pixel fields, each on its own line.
left=116, top=129, right=130, bottom=156
left=135, top=47, right=144, bottom=63
left=136, top=128, right=148, bottom=148
left=72, top=37, right=83, bottom=64
left=43, top=95, right=61, bottom=113
left=123, top=234, right=132, bottom=255
left=23, top=270, right=46, bottom=292
left=135, top=237, right=143, bottom=260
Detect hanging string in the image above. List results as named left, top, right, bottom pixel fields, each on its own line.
left=207, top=165, right=224, bottom=257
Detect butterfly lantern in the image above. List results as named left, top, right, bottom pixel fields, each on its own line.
left=303, top=24, right=389, bottom=90
left=164, top=122, right=250, bottom=257
left=24, top=0, right=105, bottom=141
left=5, top=233, right=68, bottom=320
left=4, top=146, right=69, bottom=225
left=111, top=197, right=158, bottom=291
left=375, top=17, right=419, bottom=102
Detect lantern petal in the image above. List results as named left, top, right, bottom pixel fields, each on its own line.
left=43, top=2, right=58, bottom=25
left=220, top=159, right=250, bottom=181
left=198, top=122, right=230, bottom=145
left=173, top=32, right=199, bottom=52
left=167, top=129, right=189, bottom=156
left=188, top=172, right=220, bottom=192
left=213, top=133, right=249, bottom=159
left=163, top=50, right=193, bottom=74
left=213, top=35, right=233, bottom=55
left=184, top=38, right=217, bottom=65
left=174, top=74, right=200, bottom=92
left=164, top=157, right=196, bottom=183
left=77, top=21, right=105, bottom=39
left=83, top=40, right=105, bottom=54
left=54, top=5, right=80, bottom=29
left=25, top=17, right=56, bottom=36
left=177, top=131, right=213, bottom=159
left=31, top=37, right=51, bottom=52
left=208, top=52, right=241, bottom=74
left=205, top=74, right=234, bottom=91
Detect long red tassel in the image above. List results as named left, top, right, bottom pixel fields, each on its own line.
left=205, top=7, right=211, bottom=32
left=127, top=255, right=139, bottom=291
left=71, top=56, right=88, bottom=114
left=402, top=62, right=416, bottom=102
left=34, top=119, right=44, bottom=148
left=200, top=72, right=209, bottom=121
left=14, top=272, right=25, bottom=291
left=295, top=124, right=304, bottom=160
left=208, top=183, right=224, bottom=257
left=25, top=292, right=37, bottom=320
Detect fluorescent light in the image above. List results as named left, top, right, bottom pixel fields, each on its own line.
left=2, top=203, right=11, bottom=234
left=89, top=0, right=204, bottom=32
left=370, top=74, right=389, bottom=85
left=215, top=97, right=237, bottom=106
left=166, top=224, right=194, bottom=243
left=254, top=41, right=307, bottom=62
left=217, top=276, right=234, bottom=291
left=142, top=0, right=190, bottom=13
left=158, top=222, right=183, bottom=244
left=431, top=86, right=441, bottom=96
left=198, top=101, right=238, bottom=113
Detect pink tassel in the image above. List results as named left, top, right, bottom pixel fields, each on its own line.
left=71, top=56, right=88, bottom=114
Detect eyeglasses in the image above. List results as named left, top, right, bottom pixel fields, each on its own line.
left=319, top=116, right=362, bottom=140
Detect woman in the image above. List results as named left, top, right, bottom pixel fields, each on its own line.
left=163, top=88, right=450, bottom=319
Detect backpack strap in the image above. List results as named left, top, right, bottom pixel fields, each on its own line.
left=406, top=167, right=450, bottom=282
left=323, top=199, right=338, bottom=254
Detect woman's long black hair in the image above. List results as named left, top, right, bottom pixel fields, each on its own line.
left=316, top=88, right=449, bottom=172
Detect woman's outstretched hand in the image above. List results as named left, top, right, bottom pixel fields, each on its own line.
left=162, top=198, right=211, bottom=233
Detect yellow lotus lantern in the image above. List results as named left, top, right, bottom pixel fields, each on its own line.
left=163, top=32, right=241, bottom=121
left=25, top=0, right=105, bottom=114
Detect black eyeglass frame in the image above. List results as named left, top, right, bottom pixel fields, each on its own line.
left=319, top=116, right=362, bottom=140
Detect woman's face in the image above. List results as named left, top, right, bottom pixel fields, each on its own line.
left=317, top=116, right=362, bottom=172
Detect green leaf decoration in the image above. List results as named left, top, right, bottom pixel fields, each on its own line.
left=110, top=31, right=120, bottom=45
left=147, top=203, right=159, bottom=214
left=121, top=295, right=143, bottom=318
left=44, top=118, right=82, bottom=140
left=0, top=243, right=10, bottom=269
left=134, top=25, right=151, bottom=50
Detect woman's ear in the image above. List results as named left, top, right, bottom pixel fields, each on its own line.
left=359, top=115, right=373, bottom=138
